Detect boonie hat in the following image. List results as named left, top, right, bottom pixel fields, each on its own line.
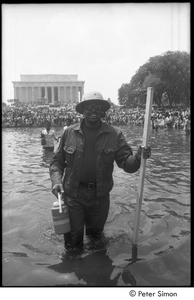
left=76, top=91, right=110, bottom=114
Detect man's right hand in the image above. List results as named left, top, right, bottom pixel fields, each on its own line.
left=52, top=183, right=64, bottom=198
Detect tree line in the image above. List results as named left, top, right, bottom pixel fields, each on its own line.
left=118, top=51, right=190, bottom=108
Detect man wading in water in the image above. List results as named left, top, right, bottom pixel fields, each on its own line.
left=41, top=121, right=59, bottom=152
left=49, top=91, right=151, bottom=251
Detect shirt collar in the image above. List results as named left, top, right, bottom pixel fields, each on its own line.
left=73, top=118, right=112, bottom=134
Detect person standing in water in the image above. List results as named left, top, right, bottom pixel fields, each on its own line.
left=41, top=120, right=59, bottom=152
left=49, top=91, right=151, bottom=251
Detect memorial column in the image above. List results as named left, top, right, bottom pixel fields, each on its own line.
left=63, top=86, right=66, bottom=103
left=14, top=87, right=17, bottom=99
left=52, top=86, right=55, bottom=104
left=58, top=86, right=61, bottom=103
left=38, top=87, right=41, bottom=100
left=80, top=86, right=84, bottom=102
left=75, top=86, right=78, bottom=103
left=20, top=87, right=22, bottom=102
left=45, top=86, right=48, bottom=99
left=26, top=86, right=28, bottom=103
left=32, top=87, right=35, bottom=103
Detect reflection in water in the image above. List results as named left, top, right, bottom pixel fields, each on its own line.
left=122, top=237, right=190, bottom=286
left=2, top=126, right=190, bottom=286
left=121, top=245, right=137, bottom=286
left=48, top=249, right=117, bottom=286
left=122, top=269, right=137, bottom=286
left=48, top=244, right=138, bottom=286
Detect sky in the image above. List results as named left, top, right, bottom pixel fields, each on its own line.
left=2, top=3, right=190, bottom=105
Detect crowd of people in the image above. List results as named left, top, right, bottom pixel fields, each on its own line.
left=2, top=101, right=190, bottom=133
left=150, top=107, right=190, bottom=132
left=2, top=102, right=80, bottom=128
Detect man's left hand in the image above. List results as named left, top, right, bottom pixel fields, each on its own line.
left=137, top=145, right=151, bottom=159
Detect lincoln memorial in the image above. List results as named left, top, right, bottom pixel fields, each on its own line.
left=12, top=74, right=85, bottom=104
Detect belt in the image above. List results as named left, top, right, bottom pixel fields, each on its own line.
left=79, top=182, right=96, bottom=189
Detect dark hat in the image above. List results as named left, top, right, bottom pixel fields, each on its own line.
left=76, top=91, right=110, bottom=114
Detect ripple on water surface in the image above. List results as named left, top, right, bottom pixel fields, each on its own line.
left=2, top=126, right=190, bottom=286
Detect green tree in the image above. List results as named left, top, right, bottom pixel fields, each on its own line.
left=118, top=51, right=190, bottom=107
left=118, top=83, right=130, bottom=106
left=118, top=83, right=138, bottom=108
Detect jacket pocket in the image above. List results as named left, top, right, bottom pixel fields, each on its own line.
left=63, top=145, right=76, bottom=165
left=102, top=145, right=118, bottom=164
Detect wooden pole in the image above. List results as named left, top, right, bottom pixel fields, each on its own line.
left=132, top=87, right=154, bottom=245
